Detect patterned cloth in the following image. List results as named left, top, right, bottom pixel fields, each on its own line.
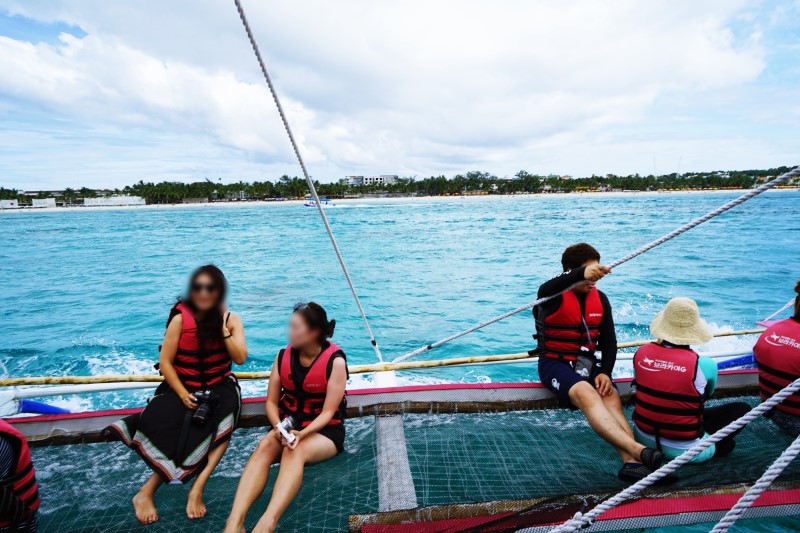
left=104, top=376, right=241, bottom=482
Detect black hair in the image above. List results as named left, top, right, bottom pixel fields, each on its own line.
left=795, top=280, right=800, bottom=321
left=294, top=301, right=336, bottom=344
left=561, top=243, right=601, bottom=271
left=170, top=264, right=228, bottom=348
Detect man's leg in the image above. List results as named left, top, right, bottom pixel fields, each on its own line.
left=569, top=381, right=644, bottom=464
left=602, top=388, right=634, bottom=439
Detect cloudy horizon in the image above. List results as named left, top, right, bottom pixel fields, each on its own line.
left=0, top=0, right=798, bottom=190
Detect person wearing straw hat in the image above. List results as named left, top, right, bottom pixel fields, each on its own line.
left=632, top=297, right=751, bottom=463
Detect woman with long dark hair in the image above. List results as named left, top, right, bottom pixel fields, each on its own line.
left=105, top=265, right=248, bottom=525
left=224, top=302, right=347, bottom=533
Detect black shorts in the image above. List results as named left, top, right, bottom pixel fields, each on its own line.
left=538, top=356, right=616, bottom=409
left=271, top=423, right=345, bottom=454
left=317, top=424, right=345, bottom=454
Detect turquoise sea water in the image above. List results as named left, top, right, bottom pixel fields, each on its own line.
left=4, top=192, right=800, bottom=533
left=1, top=191, right=799, bottom=410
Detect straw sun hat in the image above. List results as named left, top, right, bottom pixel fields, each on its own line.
left=650, top=297, right=713, bottom=346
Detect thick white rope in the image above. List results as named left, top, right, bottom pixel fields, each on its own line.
left=763, top=298, right=797, bottom=322
left=709, top=433, right=800, bottom=533
left=393, top=167, right=800, bottom=363
left=547, top=377, right=800, bottom=533
left=234, top=0, right=383, bottom=361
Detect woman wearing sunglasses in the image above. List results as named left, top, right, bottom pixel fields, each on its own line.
left=105, top=265, right=248, bottom=525
left=225, top=302, right=347, bottom=533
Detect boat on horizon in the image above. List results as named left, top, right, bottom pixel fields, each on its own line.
left=304, top=196, right=336, bottom=207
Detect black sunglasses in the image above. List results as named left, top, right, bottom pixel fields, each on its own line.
left=191, top=283, right=218, bottom=293
left=293, top=302, right=309, bottom=311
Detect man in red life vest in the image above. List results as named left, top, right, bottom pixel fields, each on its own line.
left=535, top=243, right=665, bottom=482
left=755, top=281, right=800, bottom=436
left=0, top=419, right=39, bottom=532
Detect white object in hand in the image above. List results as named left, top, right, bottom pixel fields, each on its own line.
left=277, top=416, right=296, bottom=444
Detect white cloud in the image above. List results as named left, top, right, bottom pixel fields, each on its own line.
left=0, top=0, right=793, bottom=189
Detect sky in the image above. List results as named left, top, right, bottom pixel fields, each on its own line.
left=0, top=0, right=798, bottom=190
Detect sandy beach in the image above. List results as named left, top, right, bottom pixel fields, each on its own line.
left=2, top=187, right=795, bottom=214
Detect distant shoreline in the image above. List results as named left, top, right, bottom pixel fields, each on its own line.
left=1, top=187, right=796, bottom=213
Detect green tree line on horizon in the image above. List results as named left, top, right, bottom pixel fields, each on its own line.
left=1, top=166, right=795, bottom=204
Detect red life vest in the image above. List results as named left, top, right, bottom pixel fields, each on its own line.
left=633, top=343, right=704, bottom=441
left=172, top=303, right=232, bottom=390
left=537, top=287, right=604, bottom=361
left=754, top=318, right=800, bottom=416
left=278, top=342, right=346, bottom=428
left=0, top=419, right=40, bottom=527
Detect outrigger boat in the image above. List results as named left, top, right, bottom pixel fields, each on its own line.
left=3, top=2, right=799, bottom=531
left=4, top=328, right=800, bottom=532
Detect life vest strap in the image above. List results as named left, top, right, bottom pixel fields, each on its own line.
left=176, top=348, right=228, bottom=359
left=635, top=396, right=702, bottom=417
left=633, top=411, right=702, bottom=434
left=538, top=332, right=599, bottom=343
left=635, top=382, right=703, bottom=404
left=0, top=463, right=32, bottom=487
left=758, top=360, right=799, bottom=382
left=535, top=319, right=600, bottom=332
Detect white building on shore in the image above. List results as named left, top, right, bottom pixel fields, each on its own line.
left=83, top=195, right=146, bottom=206
left=0, top=199, right=19, bottom=209
left=346, top=175, right=398, bottom=186
left=32, top=198, right=57, bottom=208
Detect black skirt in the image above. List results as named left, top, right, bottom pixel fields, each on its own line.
left=103, top=376, right=241, bottom=482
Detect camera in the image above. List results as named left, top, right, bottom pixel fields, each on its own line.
left=191, top=390, right=219, bottom=425
left=277, top=416, right=296, bottom=444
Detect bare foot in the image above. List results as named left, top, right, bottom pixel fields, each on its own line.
left=133, top=491, right=159, bottom=525
left=186, top=488, right=207, bottom=520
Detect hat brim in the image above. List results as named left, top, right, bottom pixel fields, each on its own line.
left=649, top=310, right=714, bottom=346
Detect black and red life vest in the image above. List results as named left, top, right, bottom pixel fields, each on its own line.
left=278, top=342, right=346, bottom=428
left=633, top=343, right=704, bottom=441
left=536, top=288, right=604, bottom=361
left=172, top=303, right=232, bottom=390
left=0, top=419, right=39, bottom=528
left=755, top=318, right=800, bottom=416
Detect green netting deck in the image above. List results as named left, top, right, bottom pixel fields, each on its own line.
left=30, top=397, right=800, bottom=532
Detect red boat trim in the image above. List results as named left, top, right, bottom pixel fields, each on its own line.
left=3, top=369, right=757, bottom=426
left=346, top=382, right=546, bottom=395
left=599, top=488, right=800, bottom=521
left=359, top=487, right=800, bottom=532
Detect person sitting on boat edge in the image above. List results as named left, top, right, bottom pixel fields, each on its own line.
left=225, top=302, right=347, bottom=533
left=754, top=281, right=800, bottom=436
left=534, top=243, right=665, bottom=483
left=103, top=265, right=248, bottom=525
left=632, top=297, right=751, bottom=463
left=0, top=419, right=40, bottom=532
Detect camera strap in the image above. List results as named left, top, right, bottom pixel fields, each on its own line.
left=175, top=409, right=194, bottom=466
